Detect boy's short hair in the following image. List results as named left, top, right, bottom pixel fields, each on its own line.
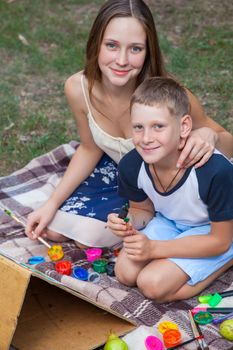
left=130, top=77, right=190, bottom=118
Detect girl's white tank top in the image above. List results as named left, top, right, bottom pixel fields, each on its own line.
left=81, top=74, right=134, bottom=164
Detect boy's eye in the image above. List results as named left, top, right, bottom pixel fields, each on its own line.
left=153, top=124, right=163, bottom=129
left=133, top=124, right=143, bottom=131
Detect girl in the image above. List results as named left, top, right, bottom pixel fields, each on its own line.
left=25, top=0, right=233, bottom=248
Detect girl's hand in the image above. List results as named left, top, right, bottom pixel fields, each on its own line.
left=25, top=201, right=57, bottom=239
left=107, top=213, right=132, bottom=237
left=177, top=127, right=217, bottom=169
left=123, top=233, right=153, bottom=261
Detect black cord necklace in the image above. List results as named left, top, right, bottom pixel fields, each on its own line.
left=152, top=164, right=182, bottom=192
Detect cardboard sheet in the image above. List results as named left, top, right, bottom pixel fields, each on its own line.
left=0, top=256, right=31, bottom=350
left=0, top=256, right=135, bottom=350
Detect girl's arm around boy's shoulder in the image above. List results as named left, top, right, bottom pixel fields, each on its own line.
left=186, top=89, right=233, bottom=158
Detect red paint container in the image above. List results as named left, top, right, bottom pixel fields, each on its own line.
left=55, top=260, right=72, bottom=275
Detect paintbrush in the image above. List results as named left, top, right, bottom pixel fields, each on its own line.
left=196, top=323, right=209, bottom=350
left=166, top=335, right=204, bottom=350
left=0, top=204, right=51, bottom=248
left=188, top=310, right=205, bottom=350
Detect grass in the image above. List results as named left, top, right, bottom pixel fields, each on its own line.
left=0, top=0, right=233, bottom=176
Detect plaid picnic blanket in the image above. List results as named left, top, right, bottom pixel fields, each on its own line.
left=0, top=141, right=233, bottom=349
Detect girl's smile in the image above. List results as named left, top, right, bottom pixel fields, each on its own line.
left=110, top=68, right=132, bottom=76
left=98, top=17, right=147, bottom=87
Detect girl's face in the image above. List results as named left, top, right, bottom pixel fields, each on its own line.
left=98, top=17, right=147, bottom=88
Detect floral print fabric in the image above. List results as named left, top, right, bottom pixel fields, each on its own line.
left=60, top=154, right=127, bottom=222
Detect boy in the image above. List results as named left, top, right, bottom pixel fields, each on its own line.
left=107, top=77, right=233, bottom=302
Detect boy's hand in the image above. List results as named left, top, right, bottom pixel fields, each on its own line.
left=107, top=213, right=133, bottom=237
left=123, top=233, right=153, bottom=261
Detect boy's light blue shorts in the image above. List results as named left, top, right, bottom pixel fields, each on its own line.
left=141, top=213, right=233, bottom=286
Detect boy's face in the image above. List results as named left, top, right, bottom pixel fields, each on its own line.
left=131, top=103, right=183, bottom=165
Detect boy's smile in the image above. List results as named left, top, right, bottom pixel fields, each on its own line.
left=131, top=103, right=183, bottom=167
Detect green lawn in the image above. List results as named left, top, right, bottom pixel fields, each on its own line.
left=1, top=0, right=232, bottom=176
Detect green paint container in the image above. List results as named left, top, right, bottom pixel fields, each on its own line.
left=92, top=259, right=108, bottom=273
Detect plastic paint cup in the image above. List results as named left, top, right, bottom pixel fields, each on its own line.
left=88, top=272, right=101, bottom=283
left=208, top=292, right=222, bottom=307
left=163, top=329, right=182, bottom=348
left=92, top=259, right=108, bottom=273
left=194, top=311, right=213, bottom=325
left=158, top=321, right=179, bottom=334
left=85, top=248, right=102, bottom=262
left=27, top=256, right=45, bottom=265
left=198, top=293, right=212, bottom=304
left=72, top=267, right=89, bottom=281
left=55, top=260, right=72, bottom=275
left=48, top=245, right=64, bottom=261
left=106, top=262, right=115, bottom=277
left=145, top=335, right=164, bottom=350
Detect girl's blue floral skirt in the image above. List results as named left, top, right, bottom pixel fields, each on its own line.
left=59, top=154, right=127, bottom=222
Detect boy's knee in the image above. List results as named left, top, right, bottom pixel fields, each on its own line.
left=115, top=263, right=136, bottom=287
left=137, top=272, right=169, bottom=302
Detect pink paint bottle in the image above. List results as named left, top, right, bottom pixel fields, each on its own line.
left=145, top=335, right=164, bottom=350
left=85, top=248, right=102, bottom=262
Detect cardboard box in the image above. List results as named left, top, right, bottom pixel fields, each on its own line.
left=0, top=256, right=136, bottom=350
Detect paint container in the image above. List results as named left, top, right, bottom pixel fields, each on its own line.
left=55, top=260, right=72, bottom=275
left=72, top=267, right=89, bottom=281
left=92, top=259, right=108, bottom=273
left=85, top=248, right=102, bottom=262
left=145, top=335, right=164, bottom=350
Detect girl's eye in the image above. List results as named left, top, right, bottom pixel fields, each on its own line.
left=106, top=42, right=117, bottom=49
left=131, top=46, right=143, bottom=53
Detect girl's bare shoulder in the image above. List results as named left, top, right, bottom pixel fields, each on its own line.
left=64, top=71, right=86, bottom=113
left=64, top=71, right=83, bottom=98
